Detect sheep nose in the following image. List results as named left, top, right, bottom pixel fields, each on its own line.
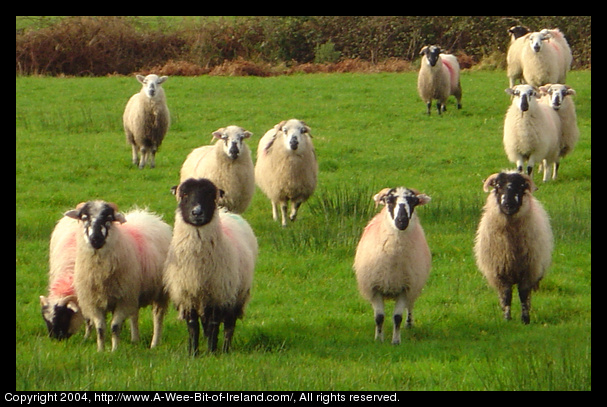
left=290, top=137, right=299, bottom=150
left=520, top=95, right=529, bottom=112
left=191, top=205, right=203, bottom=217
left=229, top=142, right=239, bottom=159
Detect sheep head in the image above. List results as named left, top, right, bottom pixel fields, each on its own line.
left=528, top=31, right=550, bottom=53
left=539, top=84, right=576, bottom=110
left=483, top=172, right=537, bottom=216
left=505, top=85, right=539, bottom=112
left=374, top=187, right=431, bottom=231
left=136, top=74, right=168, bottom=98
left=40, top=295, right=81, bottom=340
left=420, top=45, right=442, bottom=67
left=212, top=125, right=252, bottom=159
left=174, top=178, right=224, bottom=227
left=278, top=119, right=311, bottom=151
left=64, top=201, right=126, bottom=250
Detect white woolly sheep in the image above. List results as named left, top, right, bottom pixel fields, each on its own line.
left=503, top=84, right=561, bottom=182
left=507, top=29, right=572, bottom=88
left=40, top=216, right=90, bottom=340
left=164, top=178, right=258, bottom=355
left=417, top=45, right=462, bottom=115
left=180, top=125, right=255, bottom=213
left=539, top=83, right=580, bottom=178
left=353, top=187, right=432, bottom=344
left=474, top=171, right=553, bottom=324
left=255, top=119, right=318, bottom=227
left=64, top=202, right=172, bottom=351
left=123, top=74, right=170, bottom=169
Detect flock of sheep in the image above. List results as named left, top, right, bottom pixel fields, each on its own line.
left=39, top=25, right=581, bottom=353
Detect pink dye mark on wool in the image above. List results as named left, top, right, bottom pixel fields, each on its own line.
left=51, top=273, right=75, bottom=297
left=442, top=59, right=458, bottom=93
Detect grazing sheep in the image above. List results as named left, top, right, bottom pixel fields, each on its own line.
left=354, top=187, right=432, bottom=344
left=539, top=83, right=580, bottom=178
left=164, top=178, right=257, bottom=355
left=255, top=119, right=318, bottom=227
left=417, top=45, right=462, bottom=115
left=503, top=85, right=561, bottom=182
left=123, top=74, right=170, bottom=169
left=40, top=216, right=90, bottom=340
left=180, top=125, right=255, bottom=213
left=64, top=202, right=172, bottom=351
left=474, top=171, right=553, bottom=324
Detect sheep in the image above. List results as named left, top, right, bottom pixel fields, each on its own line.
left=474, top=171, right=553, bottom=324
left=179, top=125, right=255, bottom=213
left=353, top=187, right=432, bottom=344
left=123, top=74, right=170, bottom=169
left=417, top=45, right=462, bottom=115
left=163, top=178, right=258, bottom=355
left=40, top=216, right=90, bottom=340
left=255, top=119, right=318, bottom=227
left=503, top=84, right=561, bottom=182
left=507, top=29, right=572, bottom=88
left=508, top=25, right=530, bottom=42
left=64, top=201, right=172, bottom=351
left=539, top=83, right=580, bottom=178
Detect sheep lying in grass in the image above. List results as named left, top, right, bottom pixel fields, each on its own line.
left=503, top=84, right=561, bottom=182
left=474, top=171, right=553, bottom=324
left=64, top=202, right=172, bottom=351
left=180, top=125, right=255, bottom=213
left=255, top=119, right=318, bottom=227
left=354, top=187, right=431, bottom=344
left=123, top=74, right=170, bottom=169
left=417, top=45, right=462, bottom=115
left=164, top=178, right=257, bottom=355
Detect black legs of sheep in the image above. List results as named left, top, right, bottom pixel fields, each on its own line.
left=498, top=285, right=534, bottom=324
left=185, top=307, right=239, bottom=356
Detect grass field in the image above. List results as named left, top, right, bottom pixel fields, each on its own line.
left=15, top=70, right=591, bottom=391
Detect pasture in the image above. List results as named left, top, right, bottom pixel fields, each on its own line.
left=15, top=70, right=591, bottom=390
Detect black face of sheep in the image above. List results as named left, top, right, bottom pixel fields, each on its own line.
left=176, top=178, right=224, bottom=227
left=64, top=201, right=126, bottom=250
left=422, top=45, right=442, bottom=67
left=382, top=187, right=422, bottom=231
left=41, top=302, right=76, bottom=340
left=486, top=172, right=534, bottom=216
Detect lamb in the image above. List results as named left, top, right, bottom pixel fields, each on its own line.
left=507, top=29, right=572, bottom=88
left=64, top=202, right=172, bottom=351
left=353, top=187, right=432, bottom=344
left=474, top=171, right=553, bottom=324
left=164, top=178, right=258, bottom=355
left=417, top=45, right=462, bottom=115
left=255, top=119, right=318, bottom=227
left=503, top=84, right=561, bottom=182
left=539, top=83, right=580, bottom=178
left=179, top=125, right=255, bottom=213
left=123, top=74, right=170, bottom=169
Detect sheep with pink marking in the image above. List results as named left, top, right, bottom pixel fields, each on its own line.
left=417, top=45, right=462, bottom=115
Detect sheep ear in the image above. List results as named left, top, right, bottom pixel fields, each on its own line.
left=505, top=88, right=515, bottom=96
left=243, top=130, right=252, bottom=139
left=373, top=188, right=392, bottom=207
left=136, top=74, right=145, bottom=84
left=566, top=86, right=576, bottom=96
left=420, top=45, right=428, bottom=55
left=212, top=129, right=225, bottom=139
left=64, top=209, right=80, bottom=219
left=276, top=120, right=287, bottom=132
left=170, top=185, right=179, bottom=200
left=521, top=174, right=537, bottom=193
left=538, top=85, right=549, bottom=95
left=40, top=295, right=49, bottom=307
left=114, top=212, right=127, bottom=224
left=483, top=173, right=500, bottom=192
left=158, top=76, right=168, bottom=84
left=415, top=193, right=431, bottom=206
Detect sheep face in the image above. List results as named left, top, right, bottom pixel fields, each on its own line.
left=540, top=84, right=576, bottom=110
left=483, top=172, right=536, bottom=216
left=505, top=85, right=538, bottom=112
left=374, top=187, right=431, bottom=231
left=420, top=45, right=442, bottom=67
left=64, top=201, right=126, bottom=250
left=528, top=31, right=549, bottom=53
left=40, top=295, right=81, bottom=340
left=279, top=119, right=311, bottom=151
left=212, top=126, right=252, bottom=159
left=175, top=178, right=223, bottom=227
left=136, top=74, right=168, bottom=98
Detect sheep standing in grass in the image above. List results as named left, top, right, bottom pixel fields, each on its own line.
left=64, top=202, right=171, bottom=351
left=354, top=187, right=431, bottom=344
left=180, top=126, right=255, bottom=213
left=503, top=84, right=561, bottom=182
left=417, top=45, right=462, bottom=115
left=474, top=172, right=553, bottom=324
left=123, top=74, right=170, bottom=169
left=255, top=119, right=318, bottom=227
left=164, top=178, right=257, bottom=355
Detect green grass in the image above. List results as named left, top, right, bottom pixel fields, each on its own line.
left=15, top=71, right=591, bottom=391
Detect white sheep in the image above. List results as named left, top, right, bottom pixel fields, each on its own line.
left=417, top=45, right=462, bottom=115
left=353, top=187, right=432, bottom=344
left=255, top=119, right=318, bottom=227
left=40, top=216, right=90, bottom=340
left=507, top=29, right=572, bottom=88
left=164, top=178, right=258, bottom=355
left=123, top=74, right=170, bottom=169
left=539, top=83, right=580, bottom=179
left=64, top=202, right=172, bottom=351
left=179, top=125, right=255, bottom=213
left=503, top=84, right=561, bottom=182
left=474, top=171, right=553, bottom=324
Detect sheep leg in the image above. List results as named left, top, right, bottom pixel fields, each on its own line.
left=222, top=309, right=238, bottom=353
left=437, top=102, right=443, bottom=115
left=392, top=294, right=408, bottom=345
left=425, top=102, right=432, bottom=115
left=280, top=201, right=289, bottom=227
left=138, top=147, right=148, bottom=169
left=370, top=293, right=385, bottom=342
left=271, top=201, right=279, bottom=222
left=289, top=201, right=302, bottom=222
left=110, top=310, right=129, bottom=352
left=131, top=144, right=139, bottom=166
left=185, top=309, right=200, bottom=356
left=498, top=286, right=513, bottom=321
left=541, top=159, right=551, bottom=182
left=149, top=147, right=157, bottom=169
left=91, top=311, right=106, bottom=352
left=129, top=312, right=140, bottom=343
left=150, top=301, right=166, bottom=348
left=552, top=162, right=560, bottom=181
left=519, top=286, right=532, bottom=324
left=201, top=307, right=220, bottom=353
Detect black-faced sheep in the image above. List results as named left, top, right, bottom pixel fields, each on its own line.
left=503, top=84, right=561, bottom=182
left=123, top=74, right=170, bottom=169
left=163, top=178, right=257, bottom=355
left=354, top=187, right=432, bottom=344
left=180, top=125, right=255, bottom=213
left=255, top=119, right=318, bottom=227
left=474, top=172, right=553, bottom=324
left=64, top=202, right=172, bottom=351
left=417, top=45, right=462, bottom=115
